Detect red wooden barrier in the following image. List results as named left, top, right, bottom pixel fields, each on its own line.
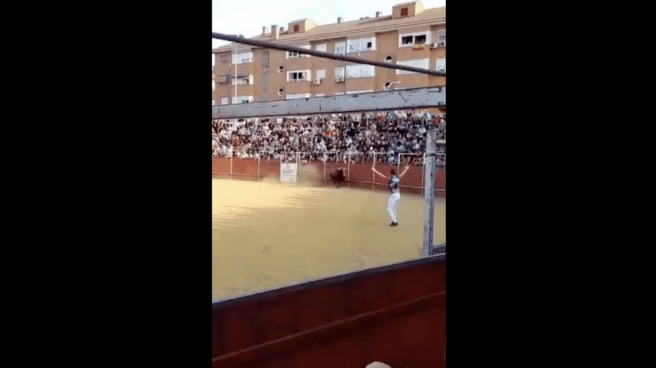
left=212, top=255, right=446, bottom=368
left=212, top=158, right=445, bottom=194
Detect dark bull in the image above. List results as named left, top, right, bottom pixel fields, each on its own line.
left=329, top=168, right=346, bottom=188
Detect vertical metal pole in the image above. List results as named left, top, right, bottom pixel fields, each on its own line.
left=420, top=128, right=437, bottom=257
left=347, top=151, right=351, bottom=188
left=233, top=44, right=237, bottom=103
left=421, top=152, right=426, bottom=197
left=372, top=152, right=376, bottom=189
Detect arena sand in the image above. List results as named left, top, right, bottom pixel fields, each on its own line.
left=212, top=178, right=446, bottom=301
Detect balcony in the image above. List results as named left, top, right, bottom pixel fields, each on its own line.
left=229, top=74, right=254, bottom=86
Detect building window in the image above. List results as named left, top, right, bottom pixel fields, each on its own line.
left=438, top=30, right=446, bottom=44
left=286, top=92, right=311, bottom=100
left=294, top=25, right=299, bottom=32
left=401, top=7, right=408, bottom=16
left=399, top=32, right=431, bottom=47
left=315, top=43, right=327, bottom=52
left=278, top=88, right=284, bottom=96
left=396, top=58, right=429, bottom=75
left=221, top=55, right=229, bottom=65
left=334, top=41, right=346, bottom=55
left=286, top=46, right=310, bottom=59
left=279, top=66, right=284, bottom=73
left=347, top=37, right=376, bottom=53
left=334, top=67, right=345, bottom=79
left=436, top=58, right=446, bottom=73
left=287, top=70, right=311, bottom=82
left=232, top=51, right=253, bottom=64
left=221, top=97, right=229, bottom=105
left=231, top=75, right=253, bottom=86
left=234, top=96, right=253, bottom=104
left=346, top=64, right=375, bottom=78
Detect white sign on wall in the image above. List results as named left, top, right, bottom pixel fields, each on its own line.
left=280, top=163, right=298, bottom=183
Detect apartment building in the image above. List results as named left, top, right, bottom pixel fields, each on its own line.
left=212, top=1, right=445, bottom=106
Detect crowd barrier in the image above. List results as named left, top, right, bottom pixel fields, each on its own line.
left=212, top=157, right=446, bottom=196
left=212, top=254, right=446, bottom=368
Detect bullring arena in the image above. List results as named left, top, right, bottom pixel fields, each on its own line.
left=211, top=31, right=447, bottom=368
left=212, top=155, right=445, bottom=301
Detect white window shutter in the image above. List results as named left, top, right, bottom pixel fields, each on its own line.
left=348, top=40, right=357, bottom=53
left=334, top=42, right=345, bottom=55
left=436, top=58, right=446, bottom=72
left=396, top=58, right=429, bottom=74
left=415, top=58, right=429, bottom=69
left=365, top=65, right=374, bottom=77
left=346, top=65, right=355, bottom=78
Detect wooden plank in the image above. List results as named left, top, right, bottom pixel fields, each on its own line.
left=212, top=86, right=445, bottom=119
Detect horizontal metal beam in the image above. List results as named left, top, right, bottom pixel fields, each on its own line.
left=212, top=32, right=445, bottom=77
left=212, top=87, right=445, bottom=119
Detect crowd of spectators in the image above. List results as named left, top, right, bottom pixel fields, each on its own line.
left=212, top=111, right=446, bottom=165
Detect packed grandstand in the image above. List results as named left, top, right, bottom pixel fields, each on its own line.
left=212, top=111, right=446, bottom=166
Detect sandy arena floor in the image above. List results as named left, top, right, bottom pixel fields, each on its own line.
left=212, top=178, right=446, bottom=301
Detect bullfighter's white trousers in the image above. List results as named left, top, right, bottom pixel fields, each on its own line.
left=387, top=192, right=401, bottom=223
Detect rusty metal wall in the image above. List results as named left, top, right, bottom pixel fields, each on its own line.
left=212, top=255, right=446, bottom=368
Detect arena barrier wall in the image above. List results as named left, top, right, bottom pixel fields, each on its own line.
left=212, top=158, right=445, bottom=195
left=212, top=254, right=446, bottom=368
